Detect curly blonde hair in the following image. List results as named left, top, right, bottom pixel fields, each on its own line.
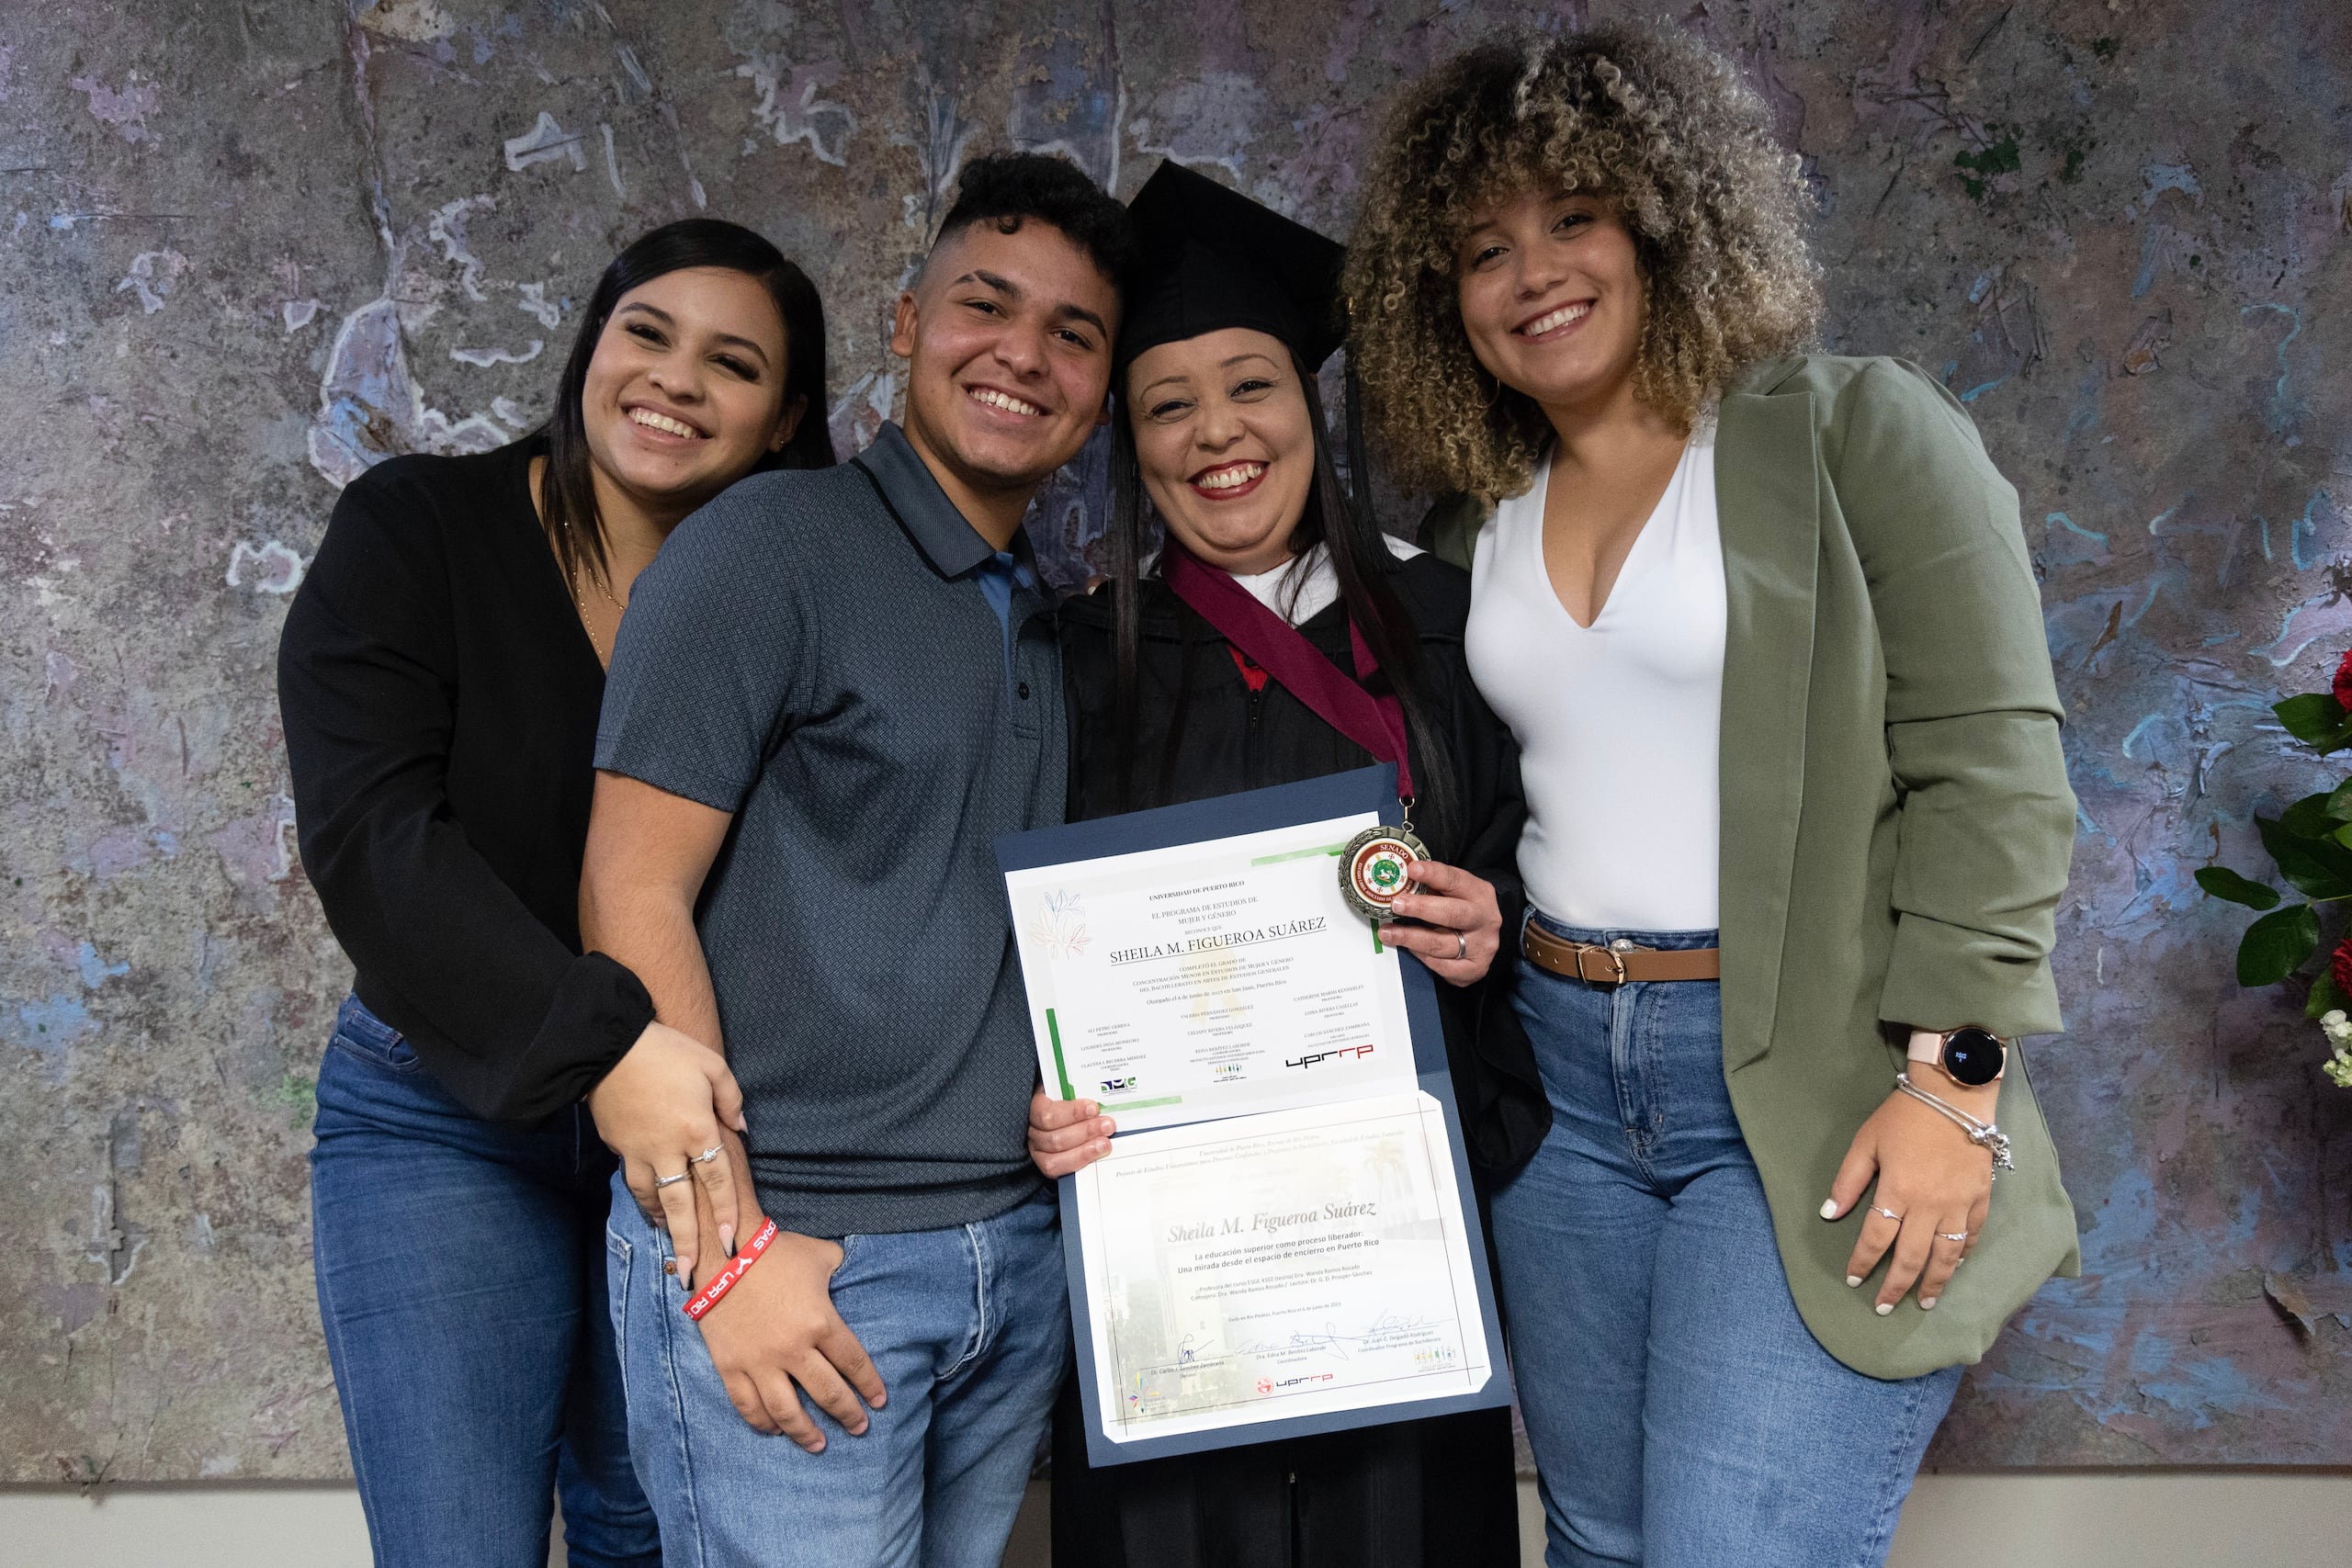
left=1344, top=27, right=1822, bottom=501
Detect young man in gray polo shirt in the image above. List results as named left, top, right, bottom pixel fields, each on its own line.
left=580, top=153, right=1133, bottom=1566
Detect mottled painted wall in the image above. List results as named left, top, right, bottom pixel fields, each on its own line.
left=1, top=0, right=2346, bottom=1483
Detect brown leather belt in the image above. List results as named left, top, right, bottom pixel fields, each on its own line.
left=1521, top=923, right=1721, bottom=985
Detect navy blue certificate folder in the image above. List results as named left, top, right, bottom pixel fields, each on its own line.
left=995, top=764, right=1515, bottom=1467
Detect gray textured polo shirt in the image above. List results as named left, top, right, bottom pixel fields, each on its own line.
left=595, top=423, right=1064, bottom=1236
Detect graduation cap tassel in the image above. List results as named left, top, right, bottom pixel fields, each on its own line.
left=1343, top=361, right=1375, bottom=513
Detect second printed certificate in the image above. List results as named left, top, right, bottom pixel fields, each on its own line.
left=1001, top=770, right=1507, bottom=1465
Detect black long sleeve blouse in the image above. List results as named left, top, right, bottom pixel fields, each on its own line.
left=277, top=439, right=654, bottom=1122
left=1058, top=551, right=1550, bottom=1176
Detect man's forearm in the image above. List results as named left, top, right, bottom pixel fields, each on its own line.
left=578, top=770, right=732, bottom=1052
left=582, top=866, right=767, bottom=1240
left=579, top=771, right=761, bottom=1237
left=582, top=875, right=727, bottom=1052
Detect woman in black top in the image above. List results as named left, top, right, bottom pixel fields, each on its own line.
left=1027, top=164, right=1546, bottom=1568
left=277, top=220, right=833, bottom=1567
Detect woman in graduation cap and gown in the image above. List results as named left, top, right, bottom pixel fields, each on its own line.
left=1023, top=161, right=1547, bottom=1568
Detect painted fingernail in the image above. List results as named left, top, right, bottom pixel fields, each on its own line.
left=1846, top=1274, right=1863, bottom=1288
left=733, top=1113, right=749, bottom=1133
left=719, top=1224, right=736, bottom=1256
left=1820, top=1200, right=1840, bottom=1219
left=676, top=1257, right=693, bottom=1281
left=1920, top=1296, right=1939, bottom=1311
left=1874, top=1302, right=1894, bottom=1317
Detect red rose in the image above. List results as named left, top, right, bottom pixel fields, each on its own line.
left=2333, top=649, right=2352, bottom=711
left=2332, top=937, right=2352, bottom=997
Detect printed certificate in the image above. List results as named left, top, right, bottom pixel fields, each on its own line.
left=996, top=767, right=1515, bottom=1463
left=1003, top=812, right=1419, bottom=1133
left=1073, top=1090, right=1491, bottom=1442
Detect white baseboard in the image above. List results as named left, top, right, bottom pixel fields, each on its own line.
left=4, top=1471, right=2347, bottom=1567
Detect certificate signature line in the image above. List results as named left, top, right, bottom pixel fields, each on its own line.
left=1238, top=1312, right=1440, bottom=1363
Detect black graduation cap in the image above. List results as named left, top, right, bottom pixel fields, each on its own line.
left=1116, top=161, right=1348, bottom=378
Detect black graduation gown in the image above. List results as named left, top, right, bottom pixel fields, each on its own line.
left=1048, top=551, right=1546, bottom=1568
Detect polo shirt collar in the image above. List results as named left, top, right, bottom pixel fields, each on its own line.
left=854, top=422, right=1025, bottom=581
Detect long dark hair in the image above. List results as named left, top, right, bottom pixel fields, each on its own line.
left=1106, top=354, right=1460, bottom=855
left=535, top=219, right=837, bottom=592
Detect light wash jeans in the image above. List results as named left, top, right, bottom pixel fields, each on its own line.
left=311, top=995, right=659, bottom=1568
left=605, top=1175, right=1067, bottom=1568
left=1489, top=914, right=1962, bottom=1568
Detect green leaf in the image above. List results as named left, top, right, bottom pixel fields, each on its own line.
left=2196, top=866, right=2281, bottom=909
left=2281, top=792, right=2341, bottom=839
left=2256, top=816, right=2352, bottom=900
left=2308, top=970, right=2347, bottom=1020
left=2239, top=904, right=2322, bottom=987
left=2274, top=694, right=2352, bottom=753
left=2326, top=778, right=2352, bottom=821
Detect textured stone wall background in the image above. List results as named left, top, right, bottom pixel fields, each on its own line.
left=2, top=0, right=2346, bottom=1483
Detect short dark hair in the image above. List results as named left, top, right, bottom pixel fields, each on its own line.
left=537, top=219, right=836, bottom=592
left=932, top=152, right=1137, bottom=294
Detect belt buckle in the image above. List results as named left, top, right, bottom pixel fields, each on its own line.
left=1571, top=942, right=1629, bottom=986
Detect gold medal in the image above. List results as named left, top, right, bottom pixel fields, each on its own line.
left=1340, top=822, right=1428, bottom=923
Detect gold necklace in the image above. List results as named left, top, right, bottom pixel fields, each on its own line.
left=564, top=517, right=627, bottom=660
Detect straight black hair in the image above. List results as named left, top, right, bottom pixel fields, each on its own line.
left=1105, top=355, right=1460, bottom=857
left=535, top=219, right=836, bottom=592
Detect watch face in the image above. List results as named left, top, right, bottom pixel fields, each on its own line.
left=1941, top=1027, right=2006, bottom=1086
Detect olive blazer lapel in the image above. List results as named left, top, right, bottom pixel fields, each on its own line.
left=1713, top=382, right=1820, bottom=1072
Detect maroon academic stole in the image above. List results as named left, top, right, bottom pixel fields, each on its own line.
left=1158, top=539, right=1427, bottom=922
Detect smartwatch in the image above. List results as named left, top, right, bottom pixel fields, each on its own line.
left=1907, top=1026, right=2007, bottom=1086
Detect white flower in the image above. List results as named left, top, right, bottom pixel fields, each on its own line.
left=2320, top=1016, right=2352, bottom=1087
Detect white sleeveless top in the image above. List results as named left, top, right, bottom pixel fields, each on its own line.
left=1464, top=429, right=1726, bottom=931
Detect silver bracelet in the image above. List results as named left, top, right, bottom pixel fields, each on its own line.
left=1894, top=1072, right=2015, bottom=1175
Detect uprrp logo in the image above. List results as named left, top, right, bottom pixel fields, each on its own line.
left=1265, top=1372, right=1338, bottom=1391
left=1284, top=1044, right=1375, bottom=1070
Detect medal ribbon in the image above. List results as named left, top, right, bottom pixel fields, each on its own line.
left=1158, top=538, right=1415, bottom=803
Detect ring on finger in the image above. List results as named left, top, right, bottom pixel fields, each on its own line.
left=1869, top=1204, right=1903, bottom=1222
left=654, top=1170, right=692, bottom=1189
left=1936, top=1230, right=1970, bottom=1243
left=1455, top=931, right=1468, bottom=961
left=691, top=1145, right=724, bottom=1165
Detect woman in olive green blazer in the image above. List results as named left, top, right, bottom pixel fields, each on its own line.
left=1346, top=28, right=2076, bottom=1568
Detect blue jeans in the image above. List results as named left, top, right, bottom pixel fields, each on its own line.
left=1489, top=917, right=1962, bottom=1568
left=606, top=1176, right=1067, bottom=1568
left=310, top=995, right=659, bottom=1568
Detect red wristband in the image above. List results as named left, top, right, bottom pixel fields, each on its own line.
left=683, top=1217, right=779, bottom=1321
